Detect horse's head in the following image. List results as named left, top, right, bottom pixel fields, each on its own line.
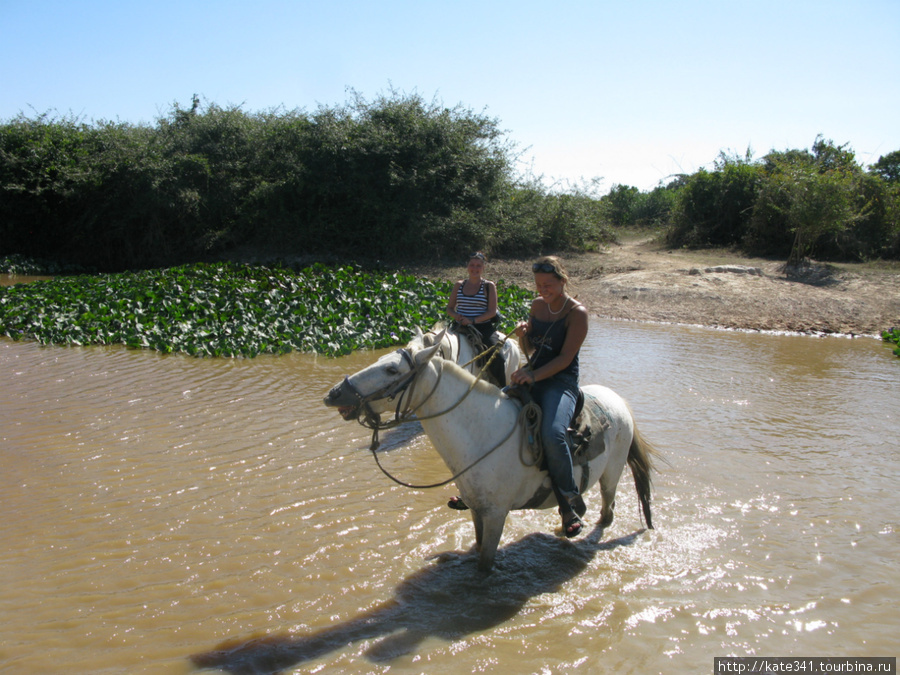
left=323, top=328, right=446, bottom=422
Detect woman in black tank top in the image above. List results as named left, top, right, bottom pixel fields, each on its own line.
left=510, top=256, right=589, bottom=538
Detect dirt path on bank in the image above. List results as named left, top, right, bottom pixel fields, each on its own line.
left=414, top=237, right=900, bottom=337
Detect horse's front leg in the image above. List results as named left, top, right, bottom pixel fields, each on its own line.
left=471, top=510, right=484, bottom=551
left=472, top=508, right=508, bottom=572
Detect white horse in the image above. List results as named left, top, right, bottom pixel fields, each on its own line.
left=419, top=322, right=523, bottom=387
left=324, top=329, right=657, bottom=572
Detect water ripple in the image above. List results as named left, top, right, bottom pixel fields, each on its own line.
left=1, top=327, right=898, bottom=673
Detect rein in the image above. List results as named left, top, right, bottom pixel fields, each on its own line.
left=456, top=324, right=519, bottom=372
left=369, top=403, right=523, bottom=489
left=347, top=341, right=530, bottom=490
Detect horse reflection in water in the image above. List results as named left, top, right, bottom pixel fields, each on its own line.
left=323, top=328, right=657, bottom=572
left=190, top=525, right=645, bottom=674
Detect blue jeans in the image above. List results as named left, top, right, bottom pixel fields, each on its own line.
left=531, top=372, right=579, bottom=504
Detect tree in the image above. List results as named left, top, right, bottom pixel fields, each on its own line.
left=748, top=137, right=881, bottom=264
left=781, top=163, right=859, bottom=266
left=811, top=135, right=857, bottom=173
left=870, top=150, right=900, bottom=184
left=601, top=184, right=640, bottom=226
left=666, top=153, right=762, bottom=249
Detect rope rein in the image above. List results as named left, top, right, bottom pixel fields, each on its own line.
left=369, top=403, right=525, bottom=489
left=358, top=328, right=543, bottom=490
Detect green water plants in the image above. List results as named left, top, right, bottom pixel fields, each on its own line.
left=0, top=262, right=532, bottom=357
left=883, top=327, right=900, bottom=358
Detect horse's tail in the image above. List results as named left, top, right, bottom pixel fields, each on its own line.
left=627, top=421, right=659, bottom=530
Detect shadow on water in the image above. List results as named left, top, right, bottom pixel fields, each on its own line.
left=190, top=524, right=646, bottom=674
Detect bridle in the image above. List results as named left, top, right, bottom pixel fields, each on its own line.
left=344, top=348, right=446, bottom=434
left=339, top=348, right=427, bottom=429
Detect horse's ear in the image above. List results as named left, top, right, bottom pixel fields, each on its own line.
left=414, top=326, right=424, bottom=339
left=414, top=328, right=445, bottom=368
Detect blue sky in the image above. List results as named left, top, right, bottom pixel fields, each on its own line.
left=2, top=0, right=898, bottom=192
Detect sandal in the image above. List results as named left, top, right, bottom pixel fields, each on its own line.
left=447, top=496, right=469, bottom=510
left=562, top=513, right=583, bottom=539
left=570, top=494, right=587, bottom=518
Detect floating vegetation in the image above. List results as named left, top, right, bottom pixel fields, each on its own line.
left=0, top=262, right=532, bottom=357
left=0, top=254, right=89, bottom=276
left=883, top=327, right=900, bottom=358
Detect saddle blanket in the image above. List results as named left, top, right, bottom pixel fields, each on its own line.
left=511, top=388, right=610, bottom=510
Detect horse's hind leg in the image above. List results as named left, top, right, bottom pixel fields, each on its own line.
left=598, top=467, right=625, bottom=527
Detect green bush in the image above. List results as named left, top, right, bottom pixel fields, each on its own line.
left=2, top=93, right=616, bottom=268
left=597, top=182, right=676, bottom=229
left=633, top=183, right=678, bottom=227
left=660, top=138, right=899, bottom=264
left=883, top=327, right=900, bottom=358
left=601, top=184, right=641, bottom=227
left=492, top=178, right=613, bottom=254
left=667, top=153, right=763, bottom=249
left=746, top=138, right=882, bottom=263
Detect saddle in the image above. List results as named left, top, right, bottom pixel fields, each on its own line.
left=505, top=387, right=609, bottom=462
left=505, top=386, right=611, bottom=510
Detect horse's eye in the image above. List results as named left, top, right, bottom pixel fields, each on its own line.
left=386, top=366, right=399, bottom=375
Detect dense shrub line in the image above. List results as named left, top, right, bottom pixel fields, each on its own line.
left=601, top=141, right=900, bottom=263
left=2, top=91, right=897, bottom=270
left=0, top=93, right=613, bottom=271
left=661, top=141, right=900, bottom=263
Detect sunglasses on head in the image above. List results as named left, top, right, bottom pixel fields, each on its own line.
left=532, top=262, right=557, bottom=274
left=469, top=252, right=486, bottom=261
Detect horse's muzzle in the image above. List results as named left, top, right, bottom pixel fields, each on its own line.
left=324, top=379, right=361, bottom=420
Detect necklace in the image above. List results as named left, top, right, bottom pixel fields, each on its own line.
left=547, top=296, right=569, bottom=316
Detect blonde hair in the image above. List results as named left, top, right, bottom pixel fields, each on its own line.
left=533, top=255, right=580, bottom=302
left=533, top=255, right=569, bottom=283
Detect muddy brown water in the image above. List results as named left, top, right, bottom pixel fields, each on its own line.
left=1, top=320, right=897, bottom=674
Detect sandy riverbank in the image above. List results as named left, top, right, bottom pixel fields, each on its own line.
left=411, top=235, right=900, bottom=337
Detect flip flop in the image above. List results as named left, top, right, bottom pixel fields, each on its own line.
left=563, top=513, right=583, bottom=539
left=447, top=496, right=469, bottom=510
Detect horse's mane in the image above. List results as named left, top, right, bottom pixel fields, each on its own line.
left=410, top=328, right=505, bottom=399
left=437, top=355, right=503, bottom=398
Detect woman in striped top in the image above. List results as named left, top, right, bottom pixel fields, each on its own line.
left=445, top=252, right=505, bottom=511
left=446, top=251, right=499, bottom=348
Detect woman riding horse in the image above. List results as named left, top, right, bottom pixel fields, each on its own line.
left=510, top=256, right=588, bottom=538
left=446, top=252, right=505, bottom=386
